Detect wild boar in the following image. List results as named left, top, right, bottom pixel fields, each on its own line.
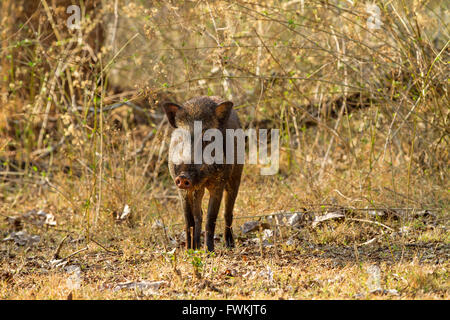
left=162, top=96, right=243, bottom=251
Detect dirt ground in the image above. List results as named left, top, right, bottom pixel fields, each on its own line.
left=1, top=175, right=448, bottom=300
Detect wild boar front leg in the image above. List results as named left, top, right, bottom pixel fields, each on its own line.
left=205, top=185, right=224, bottom=252
left=180, top=191, right=195, bottom=249
left=192, top=188, right=205, bottom=249
left=224, top=164, right=243, bottom=248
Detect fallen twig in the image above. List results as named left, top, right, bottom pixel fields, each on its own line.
left=358, top=237, right=379, bottom=247
left=53, top=235, right=69, bottom=259
left=90, top=238, right=120, bottom=254
left=62, top=246, right=89, bottom=261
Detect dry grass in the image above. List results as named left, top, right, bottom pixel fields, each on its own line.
left=0, top=0, right=448, bottom=299
left=0, top=167, right=448, bottom=300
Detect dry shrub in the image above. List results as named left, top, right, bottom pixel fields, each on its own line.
left=0, top=0, right=448, bottom=230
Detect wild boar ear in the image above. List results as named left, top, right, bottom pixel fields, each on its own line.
left=215, top=101, right=233, bottom=123
left=162, top=102, right=182, bottom=128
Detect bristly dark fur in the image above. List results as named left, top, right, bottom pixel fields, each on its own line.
left=162, top=96, right=243, bottom=251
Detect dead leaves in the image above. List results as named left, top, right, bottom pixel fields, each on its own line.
left=114, top=204, right=131, bottom=223
left=3, top=209, right=57, bottom=246
left=241, top=221, right=271, bottom=234
left=238, top=207, right=440, bottom=245
left=5, top=209, right=57, bottom=230
left=109, top=280, right=168, bottom=296
left=3, top=231, right=40, bottom=246
left=312, top=212, right=345, bottom=228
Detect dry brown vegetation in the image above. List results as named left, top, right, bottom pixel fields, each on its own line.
left=0, top=0, right=448, bottom=299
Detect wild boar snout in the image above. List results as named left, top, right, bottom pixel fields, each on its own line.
left=175, top=174, right=192, bottom=189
